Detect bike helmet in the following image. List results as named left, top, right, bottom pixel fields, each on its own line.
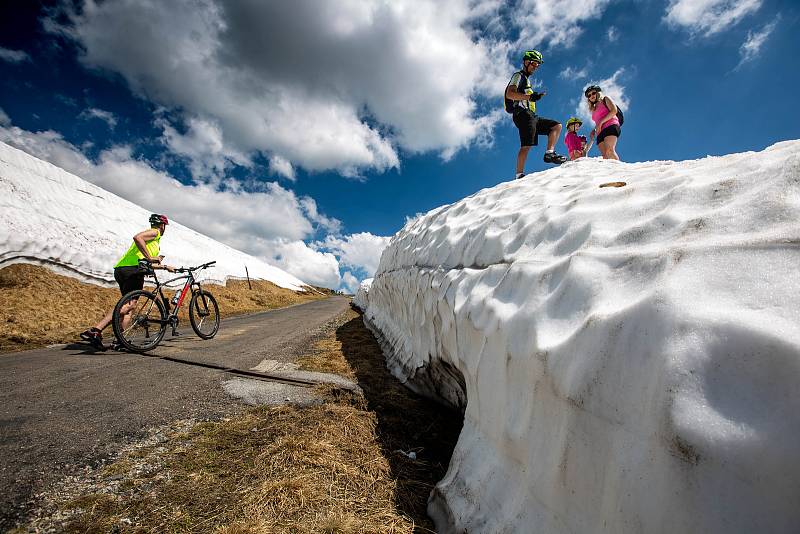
left=584, top=84, right=601, bottom=97
left=149, top=213, right=169, bottom=226
left=567, top=117, right=583, bottom=128
left=523, top=50, right=543, bottom=64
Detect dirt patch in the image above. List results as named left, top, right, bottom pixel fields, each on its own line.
left=0, top=263, right=322, bottom=353
left=17, top=309, right=463, bottom=533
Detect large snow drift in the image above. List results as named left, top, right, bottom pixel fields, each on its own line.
left=0, top=141, right=308, bottom=291
left=364, top=141, right=800, bottom=533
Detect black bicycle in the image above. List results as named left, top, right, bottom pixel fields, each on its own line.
left=111, top=260, right=220, bottom=353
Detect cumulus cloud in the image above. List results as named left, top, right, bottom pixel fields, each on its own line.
left=573, top=68, right=629, bottom=128
left=321, top=232, right=391, bottom=276
left=514, top=0, right=614, bottom=49
left=736, top=18, right=779, bottom=69
left=47, top=0, right=517, bottom=178
left=156, top=115, right=250, bottom=180
left=78, top=107, right=117, bottom=129
left=607, top=27, right=619, bottom=42
left=341, top=271, right=360, bottom=294
left=665, top=0, right=762, bottom=36
left=0, top=47, right=30, bottom=63
left=0, top=122, right=352, bottom=288
left=269, top=240, right=341, bottom=288
left=560, top=66, right=588, bottom=80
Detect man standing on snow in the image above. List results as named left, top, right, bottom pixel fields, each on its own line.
left=505, top=50, right=567, bottom=179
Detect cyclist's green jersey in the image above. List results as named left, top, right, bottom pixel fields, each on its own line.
left=114, top=229, right=161, bottom=268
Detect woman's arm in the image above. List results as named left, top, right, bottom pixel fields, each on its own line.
left=597, top=96, right=618, bottom=131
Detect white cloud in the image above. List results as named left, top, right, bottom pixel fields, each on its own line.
left=665, top=0, right=762, bottom=36
left=48, top=0, right=515, bottom=178
left=269, top=155, right=295, bottom=181
left=607, top=27, right=619, bottom=42
left=513, top=0, right=614, bottom=49
left=341, top=271, right=360, bottom=294
left=0, top=47, right=30, bottom=63
left=573, top=68, right=629, bottom=130
left=269, top=239, right=341, bottom=288
left=0, top=108, right=10, bottom=126
left=737, top=18, right=779, bottom=68
left=560, top=66, right=588, bottom=80
left=156, top=115, right=250, bottom=180
left=78, top=107, right=118, bottom=129
left=321, top=232, right=391, bottom=275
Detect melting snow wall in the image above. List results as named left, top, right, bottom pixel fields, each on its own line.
left=364, top=141, right=800, bottom=533
left=0, top=141, right=308, bottom=291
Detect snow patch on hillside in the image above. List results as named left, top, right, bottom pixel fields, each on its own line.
left=364, top=141, right=800, bottom=533
left=0, top=141, right=308, bottom=291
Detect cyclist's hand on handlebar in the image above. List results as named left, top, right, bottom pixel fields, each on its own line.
left=165, top=265, right=176, bottom=273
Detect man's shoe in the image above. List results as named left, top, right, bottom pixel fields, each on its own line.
left=80, top=328, right=106, bottom=351
left=515, top=172, right=524, bottom=180
left=543, top=152, right=567, bottom=165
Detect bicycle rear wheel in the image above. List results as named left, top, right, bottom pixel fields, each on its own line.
left=189, top=290, right=220, bottom=339
left=112, top=290, right=167, bottom=352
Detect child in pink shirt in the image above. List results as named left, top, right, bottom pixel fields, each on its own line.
left=564, top=117, right=590, bottom=160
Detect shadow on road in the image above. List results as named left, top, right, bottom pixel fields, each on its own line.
left=335, top=314, right=463, bottom=528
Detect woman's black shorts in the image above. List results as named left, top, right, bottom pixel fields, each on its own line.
left=114, top=266, right=145, bottom=296
left=597, top=124, right=621, bottom=144
left=513, top=110, right=559, bottom=147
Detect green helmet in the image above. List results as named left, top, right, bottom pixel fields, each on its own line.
left=567, top=117, right=582, bottom=128
left=523, top=50, right=543, bottom=64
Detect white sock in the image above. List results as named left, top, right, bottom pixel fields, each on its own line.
left=546, top=149, right=554, bottom=154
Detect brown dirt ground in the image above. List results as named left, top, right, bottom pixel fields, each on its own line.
left=0, top=263, right=324, bottom=353
left=17, top=309, right=464, bottom=533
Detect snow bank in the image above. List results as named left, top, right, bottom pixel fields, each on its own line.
left=0, top=141, right=308, bottom=291
left=352, top=277, right=373, bottom=311
left=364, top=141, right=800, bottom=533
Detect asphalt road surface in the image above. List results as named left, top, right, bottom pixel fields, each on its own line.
left=0, top=296, right=350, bottom=529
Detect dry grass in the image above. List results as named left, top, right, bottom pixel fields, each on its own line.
left=0, top=263, right=322, bottom=353
left=43, top=309, right=462, bottom=533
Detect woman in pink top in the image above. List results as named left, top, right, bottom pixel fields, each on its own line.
left=585, top=84, right=621, bottom=160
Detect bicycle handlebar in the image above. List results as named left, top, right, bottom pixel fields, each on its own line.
left=174, top=261, right=216, bottom=273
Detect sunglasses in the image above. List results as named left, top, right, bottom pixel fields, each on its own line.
left=585, top=91, right=598, bottom=98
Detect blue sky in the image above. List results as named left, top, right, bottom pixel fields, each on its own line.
left=1, top=0, right=798, bottom=291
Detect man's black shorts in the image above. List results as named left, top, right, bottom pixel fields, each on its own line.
left=513, top=109, right=559, bottom=147
left=597, top=124, right=621, bottom=144
left=114, top=266, right=145, bottom=296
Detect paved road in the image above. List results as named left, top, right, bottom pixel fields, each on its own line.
left=0, top=296, right=350, bottom=529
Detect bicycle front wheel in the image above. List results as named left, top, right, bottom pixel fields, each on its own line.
left=189, top=290, right=220, bottom=339
left=112, top=290, right=167, bottom=352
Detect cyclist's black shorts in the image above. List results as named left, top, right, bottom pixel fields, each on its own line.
left=513, top=109, right=559, bottom=147
left=114, top=266, right=145, bottom=296
left=597, top=124, right=621, bottom=144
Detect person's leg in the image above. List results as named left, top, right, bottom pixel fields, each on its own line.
left=546, top=122, right=562, bottom=152
left=603, top=135, right=620, bottom=160
left=516, top=145, right=532, bottom=174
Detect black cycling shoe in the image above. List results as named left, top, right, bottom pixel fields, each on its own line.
left=80, top=329, right=106, bottom=351
left=543, top=152, right=567, bottom=165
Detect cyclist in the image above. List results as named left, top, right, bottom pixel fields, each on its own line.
left=505, top=49, right=567, bottom=179
left=585, top=84, right=621, bottom=160
left=80, top=213, right=175, bottom=351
